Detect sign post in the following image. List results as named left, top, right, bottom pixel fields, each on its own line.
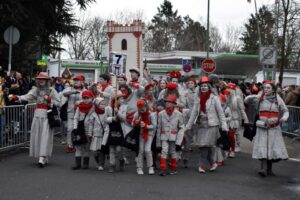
left=201, top=58, right=216, bottom=74
left=4, top=26, right=20, bottom=71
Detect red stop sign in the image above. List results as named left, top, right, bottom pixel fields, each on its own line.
left=201, top=58, right=216, bottom=73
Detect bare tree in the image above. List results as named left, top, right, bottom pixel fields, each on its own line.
left=221, top=25, right=243, bottom=53
left=67, top=13, right=93, bottom=60
left=107, top=9, right=146, bottom=24
left=87, top=17, right=106, bottom=60
left=210, top=25, right=223, bottom=52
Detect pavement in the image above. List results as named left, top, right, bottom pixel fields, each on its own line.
left=0, top=136, right=300, bottom=200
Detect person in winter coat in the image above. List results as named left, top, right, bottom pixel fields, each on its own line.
left=72, top=90, right=94, bottom=170
left=98, top=73, right=114, bottom=106
left=89, top=97, right=111, bottom=171
left=132, top=99, right=156, bottom=175
left=157, top=94, right=185, bottom=176
left=285, top=86, right=300, bottom=106
left=62, top=75, right=85, bottom=153
left=9, top=72, right=60, bottom=167
left=226, top=83, right=249, bottom=157
left=245, top=81, right=289, bottom=177
left=186, top=77, right=228, bottom=173
left=215, top=94, right=232, bottom=166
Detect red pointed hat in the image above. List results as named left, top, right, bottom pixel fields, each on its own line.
left=198, top=76, right=210, bottom=84
left=73, top=75, right=85, bottom=81
left=82, top=90, right=94, bottom=98
left=227, top=83, right=237, bottom=90
left=164, top=94, right=177, bottom=104
left=36, top=72, right=50, bottom=80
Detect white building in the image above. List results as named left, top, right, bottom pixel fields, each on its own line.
left=255, top=70, right=300, bottom=86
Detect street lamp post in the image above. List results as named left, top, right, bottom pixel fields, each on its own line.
left=206, top=0, right=210, bottom=59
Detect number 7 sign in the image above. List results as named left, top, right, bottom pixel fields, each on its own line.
left=111, top=52, right=126, bottom=75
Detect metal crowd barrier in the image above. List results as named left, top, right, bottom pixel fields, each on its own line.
left=0, top=104, right=36, bottom=151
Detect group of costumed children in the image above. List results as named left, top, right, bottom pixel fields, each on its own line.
left=10, top=69, right=289, bottom=177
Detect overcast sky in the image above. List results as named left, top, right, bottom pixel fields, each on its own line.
left=81, top=0, right=275, bottom=30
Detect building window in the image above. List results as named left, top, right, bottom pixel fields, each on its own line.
left=121, top=39, right=127, bottom=50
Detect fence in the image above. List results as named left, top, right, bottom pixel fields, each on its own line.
left=0, top=104, right=36, bottom=151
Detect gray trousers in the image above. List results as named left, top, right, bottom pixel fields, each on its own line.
left=235, top=127, right=244, bottom=148
left=161, top=141, right=176, bottom=159
left=137, top=135, right=153, bottom=168
left=67, top=117, right=74, bottom=147
left=109, top=146, right=122, bottom=166
left=198, top=147, right=216, bottom=167
left=75, top=143, right=90, bottom=157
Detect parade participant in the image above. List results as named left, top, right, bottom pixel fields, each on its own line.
left=132, top=99, right=156, bottom=175
left=129, top=68, right=148, bottom=87
left=158, top=71, right=185, bottom=108
left=154, top=79, right=167, bottom=99
left=98, top=73, right=114, bottom=106
left=227, top=83, right=249, bottom=157
left=89, top=97, right=111, bottom=171
left=181, top=77, right=197, bottom=168
left=106, top=93, right=126, bottom=173
left=157, top=94, right=185, bottom=176
left=245, top=81, right=289, bottom=177
left=215, top=94, right=232, bottom=166
left=186, top=77, right=228, bottom=173
left=62, top=75, right=85, bottom=153
left=117, top=74, right=127, bottom=86
left=144, top=83, right=156, bottom=111
left=72, top=90, right=94, bottom=170
left=9, top=72, right=60, bottom=167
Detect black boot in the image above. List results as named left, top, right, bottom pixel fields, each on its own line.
left=72, top=157, right=81, bottom=170
left=94, top=154, right=99, bottom=165
left=119, top=159, right=125, bottom=171
left=267, top=160, right=275, bottom=176
left=82, top=157, right=89, bottom=169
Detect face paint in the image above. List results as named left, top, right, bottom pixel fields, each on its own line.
left=165, top=101, right=174, bottom=109
left=99, top=77, right=106, bottom=85
left=83, top=97, right=92, bottom=104
left=74, top=80, right=82, bottom=87
left=38, top=79, right=47, bottom=87
left=200, top=84, right=209, bottom=93
left=120, top=88, right=129, bottom=97
left=130, top=72, right=138, bottom=80
left=263, top=84, right=273, bottom=95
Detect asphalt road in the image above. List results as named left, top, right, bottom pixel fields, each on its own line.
left=0, top=138, right=300, bottom=200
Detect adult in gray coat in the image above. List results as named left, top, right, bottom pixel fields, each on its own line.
left=186, top=77, right=228, bottom=173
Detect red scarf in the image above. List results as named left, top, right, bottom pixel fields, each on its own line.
left=101, top=83, right=110, bottom=92
left=139, top=111, right=151, bottom=142
left=200, top=91, right=211, bottom=113
left=78, top=102, right=93, bottom=113
left=165, top=107, right=175, bottom=116
left=95, top=106, right=105, bottom=114
left=145, top=94, right=153, bottom=101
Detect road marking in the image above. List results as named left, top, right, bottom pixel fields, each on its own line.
left=288, top=158, right=300, bottom=162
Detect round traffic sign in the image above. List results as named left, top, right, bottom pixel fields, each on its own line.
left=201, top=58, right=216, bottom=73
left=183, top=64, right=192, bottom=73
left=4, top=26, right=20, bottom=45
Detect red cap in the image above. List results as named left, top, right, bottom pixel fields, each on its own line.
left=168, top=70, right=182, bottom=79
left=199, top=76, right=210, bottom=84
left=219, top=94, right=227, bottom=103
left=164, top=94, right=177, bottom=104
left=166, top=83, right=177, bottom=90
left=263, top=80, right=272, bottom=84
left=145, top=83, right=155, bottom=90
left=136, top=99, right=146, bottom=108
left=73, top=75, right=85, bottom=81
left=223, top=89, right=231, bottom=95
left=227, top=83, right=237, bottom=90
left=36, top=72, right=50, bottom=80
left=187, top=77, right=196, bottom=84
left=82, top=90, right=94, bottom=98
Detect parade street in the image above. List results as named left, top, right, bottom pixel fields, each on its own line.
left=1, top=137, right=299, bottom=200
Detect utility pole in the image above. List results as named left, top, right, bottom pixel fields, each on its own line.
left=206, top=0, right=210, bottom=58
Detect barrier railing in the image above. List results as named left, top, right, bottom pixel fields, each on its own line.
left=0, top=105, right=29, bottom=151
